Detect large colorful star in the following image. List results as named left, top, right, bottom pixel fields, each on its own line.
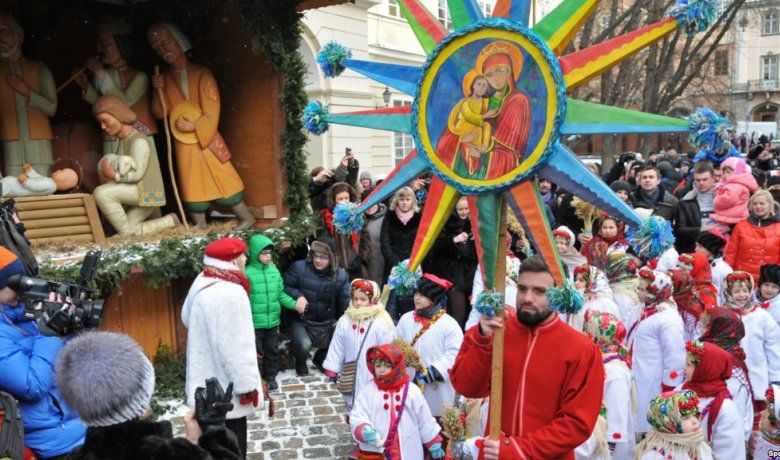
left=304, top=0, right=715, bottom=299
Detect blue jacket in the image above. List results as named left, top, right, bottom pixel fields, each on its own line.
left=283, top=260, right=350, bottom=322
left=0, top=304, right=85, bottom=457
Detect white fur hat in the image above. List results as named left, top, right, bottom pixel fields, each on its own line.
left=56, top=332, right=155, bottom=427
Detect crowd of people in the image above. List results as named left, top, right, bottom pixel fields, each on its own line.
left=1, top=142, right=780, bottom=459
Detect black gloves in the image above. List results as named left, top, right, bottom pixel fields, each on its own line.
left=195, top=378, right=234, bottom=430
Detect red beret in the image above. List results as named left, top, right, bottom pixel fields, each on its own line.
left=204, top=237, right=247, bottom=262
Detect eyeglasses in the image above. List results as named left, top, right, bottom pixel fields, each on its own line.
left=313, top=253, right=330, bottom=261
left=260, top=250, right=273, bottom=256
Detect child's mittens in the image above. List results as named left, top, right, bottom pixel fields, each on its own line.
left=324, top=369, right=338, bottom=383
left=414, top=370, right=430, bottom=386
left=428, top=443, right=445, bottom=459
left=361, top=425, right=378, bottom=446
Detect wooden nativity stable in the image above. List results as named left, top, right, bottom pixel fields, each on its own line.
left=0, top=0, right=346, bottom=358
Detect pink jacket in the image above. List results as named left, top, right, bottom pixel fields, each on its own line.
left=711, top=173, right=759, bottom=224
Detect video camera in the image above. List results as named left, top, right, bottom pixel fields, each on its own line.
left=9, top=251, right=104, bottom=336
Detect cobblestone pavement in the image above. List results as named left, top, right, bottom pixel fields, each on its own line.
left=174, top=369, right=353, bottom=459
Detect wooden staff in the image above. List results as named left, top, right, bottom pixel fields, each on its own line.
left=489, top=200, right=509, bottom=441
left=154, top=65, right=189, bottom=229
left=56, top=67, right=86, bottom=93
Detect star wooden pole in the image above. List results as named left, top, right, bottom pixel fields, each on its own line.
left=154, top=65, right=188, bottom=229
left=489, top=200, right=509, bottom=441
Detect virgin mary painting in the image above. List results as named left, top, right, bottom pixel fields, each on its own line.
left=436, top=41, right=531, bottom=181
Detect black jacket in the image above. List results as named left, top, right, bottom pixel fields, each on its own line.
left=631, top=187, right=679, bottom=221
left=283, top=258, right=350, bottom=322
left=65, top=419, right=240, bottom=460
left=380, top=210, right=422, bottom=280
left=307, top=161, right=360, bottom=212
left=675, top=189, right=711, bottom=253
left=424, top=214, right=478, bottom=292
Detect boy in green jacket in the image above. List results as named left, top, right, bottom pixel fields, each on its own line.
left=246, top=234, right=297, bottom=390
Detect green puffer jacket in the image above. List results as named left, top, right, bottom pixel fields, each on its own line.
left=246, top=234, right=296, bottom=329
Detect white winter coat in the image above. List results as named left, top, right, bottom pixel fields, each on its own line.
left=639, top=449, right=712, bottom=460
left=604, top=360, right=636, bottom=459
left=726, top=367, right=754, bottom=441
left=611, top=284, right=642, bottom=335
left=182, top=260, right=262, bottom=420
left=395, top=311, right=463, bottom=417
left=740, top=308, right=780, bottom=401
left=711, top=258, right=732, bottom=306
left=323, top=315, right=395, bottom=408
left=629, top=305, right=686, bottom=433
left=754, top=291, right=780, bottom=325
left=349, top=382, right=441, bottom=458
left=755, top=435, right=780, bottom=460
left=698, top=396, right=746, bottom=460
left=466, top=261, right=519, bottom=331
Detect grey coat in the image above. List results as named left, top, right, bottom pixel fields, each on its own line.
left=365, top=203, right=387, bottom=287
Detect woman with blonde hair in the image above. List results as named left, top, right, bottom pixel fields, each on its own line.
left=724, top=190, right=780, bottom=282
left=381, top=186, right=422, bottom=321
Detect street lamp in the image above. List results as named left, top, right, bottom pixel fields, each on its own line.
left=382, top=86, right=391, bottom=107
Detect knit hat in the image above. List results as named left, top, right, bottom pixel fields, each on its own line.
left=204, top=237, right=247, bottom=265
left=759, top=264, right=780, bottom=287
left=0, top=246, right=24, bottom=290
left=609, top=180, right=632, bottom=195
left=768, top=175, right=780, bottom=188
left=359, top=170, right=373, bottom=183
left=416, top=274, right=453, bottom=305
left=696, top=230, right=726, bottom=257
left=56, top=332, right=155, bottom=427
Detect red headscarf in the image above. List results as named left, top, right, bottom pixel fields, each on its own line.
left=682, top=341, right=733, bottom=438
left=679, top=253, right=718, bottom=313
left=366, top=344, right=410, bottom=392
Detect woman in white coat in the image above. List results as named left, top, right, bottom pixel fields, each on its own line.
left=681, top=340, right=746, bottom=459
left=628, top=268, right=686, bottom=434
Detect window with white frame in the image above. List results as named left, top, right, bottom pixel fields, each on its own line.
left=392, top=100, right=413, bottom=166
left=388, top=0, right=401, bottom=18
left=763, top=10, right=779, bottom=35
left=762, top=54, right=778, bottom=80
left=438, top=0, right=453, bottom=31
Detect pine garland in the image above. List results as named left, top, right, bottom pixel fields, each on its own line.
left=39, top=216, right=317, bottom=297
left=233, top=0, right=310, bottom=219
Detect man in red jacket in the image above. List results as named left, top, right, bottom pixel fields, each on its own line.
left=450, top=256, right=604, bottom=459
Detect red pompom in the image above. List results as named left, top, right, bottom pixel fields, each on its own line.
left=383, top=393, right=389, bottom=400
left=384, top=403, right=389, bottom=410
left=669, top=371, right=679, bottom=379
left=612, top=432, right=622, bottom=439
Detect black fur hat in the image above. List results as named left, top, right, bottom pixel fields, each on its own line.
left=415, top=274, right=453, bottom=305
left=760, top=264, right=780, bottom=287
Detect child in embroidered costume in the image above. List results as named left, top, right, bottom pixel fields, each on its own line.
left=755, top=264, right=780, bottom=325
left=246, top=234, right=297, bottom=391
left=681, top=340, right=745, bottom=458
left=629, top=268, right=686, bottom=435
left=350, top=344, right=445, bottom=459
left=699, top=307, right=755, bottom=441
left=581, top=310, right=635, bottom=459
left=553, top=226, right=586, bottom=281
left=570, top=264, right=620, bottom=332
left=394, top=274, right=463, bottom=418
left=605, top=252, right=642, bottom=334
left=323, top=279, right=395, bottom=410
left=756, top=384, right=780, bottom=460
left=635, top=390, right=713, bottom=460
left=723, top=271, right=780, bottom=440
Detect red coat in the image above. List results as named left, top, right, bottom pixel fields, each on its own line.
left=450, top=313, right=604, bottom=459
left=723, top=215, right=780, bottom=282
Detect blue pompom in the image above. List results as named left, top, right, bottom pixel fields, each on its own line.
left=475, top=290, right=505, bottom=318
left=670, top=0, right=717, bottom=35
left=333, top=202, right=365, bottom=235
left=388, top=260, right=422, bottom=295
left=627, top=215, right=676, bottom=260
left=546, top=281, right=584, bottom=314
left=688, top=107, right=731, bottom=152
left=317, top=41, right=352, bottom=78
left=302, top=101, right=330, bottom=135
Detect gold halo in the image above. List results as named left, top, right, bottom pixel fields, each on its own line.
left=475, top=41, right=524, bottom=80
left=169, top=101, right=201, bottom=145
left=461, top=69, right=483, bottom=96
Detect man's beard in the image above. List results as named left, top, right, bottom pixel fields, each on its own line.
left=517, top=308, right=553, bottom=327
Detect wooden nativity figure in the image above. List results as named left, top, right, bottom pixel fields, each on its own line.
left=92, top=95, right=179, bottom=236
left=0, top=13, right=57, bottom=177
left=75, top=20, right=158, bottom=155
left=147, top=22, right=255, bottom=230
left=0, top=164, right=78, bottom=197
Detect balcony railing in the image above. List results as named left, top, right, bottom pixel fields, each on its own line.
left=748, top=79, right=780, bottom=91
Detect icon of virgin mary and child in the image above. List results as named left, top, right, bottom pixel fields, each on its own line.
left=436, top=41, right=531, bottom=181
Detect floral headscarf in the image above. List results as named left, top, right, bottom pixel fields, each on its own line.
left=725, top=271, right=758, bottom=314
left=764, top=385, right=780, bottom=444
left=574, top=264, right=613, bottom=300
left=636, top=390, right=711, bottom=460
left=678, top=253, right=718, bottom=313
left=605, top=252, right=639, bottom=285
left=343, top=279, right=394, bottom=327
left=583, top=310, right=630, bottom=367
left=351, top=278, right=380, bottom=304
left=582, top=217, right=628, bottom=271
left=638, top=268, right=673, bottom=307
left=366, top=344, right=410, bottom=392
left=682, top=340, right=733, bottom=438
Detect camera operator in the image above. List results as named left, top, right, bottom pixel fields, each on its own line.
left=308, top=148, right=360, bottom=212
left=56, top=331, right=241, bottom=459
left=0, top=246, right=86, bottom=459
